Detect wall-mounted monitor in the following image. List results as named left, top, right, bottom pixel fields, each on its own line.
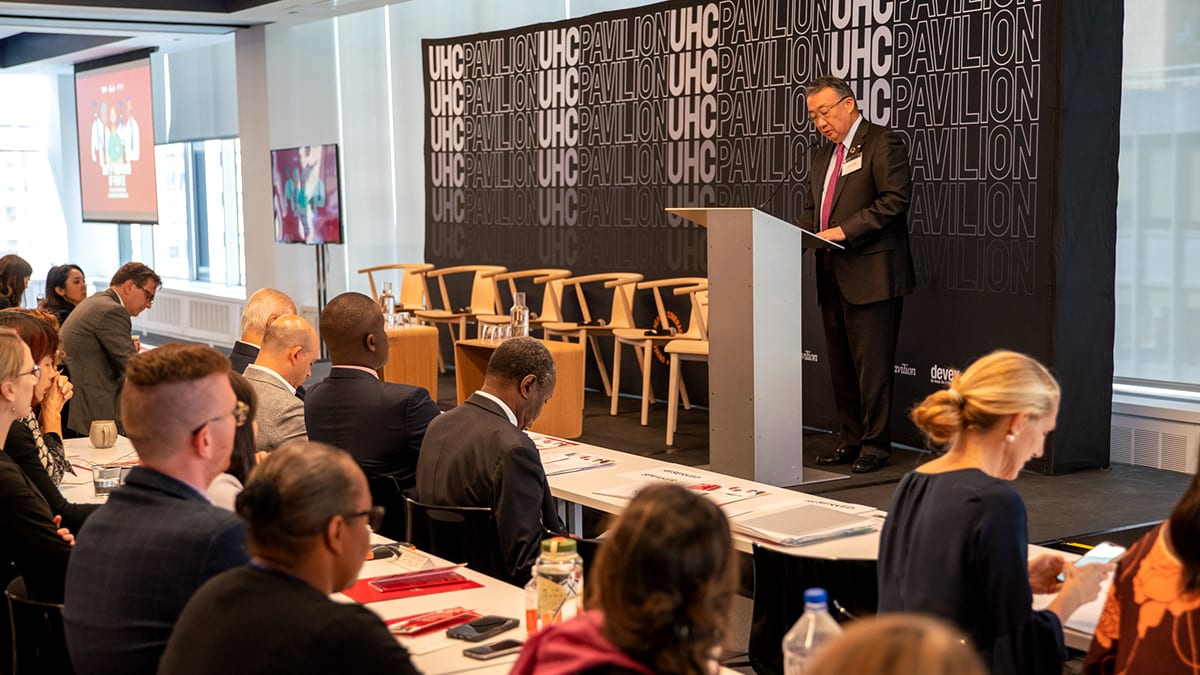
left=271, top=144, right=344, bottom=245
left=75, top=52, right=158, bottom=224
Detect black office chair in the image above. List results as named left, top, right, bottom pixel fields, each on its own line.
left=403, top=497, right=509, bottom=582
left=5, top=578, right=73, bottom=675
left=747, top=544, right=878, bottom=675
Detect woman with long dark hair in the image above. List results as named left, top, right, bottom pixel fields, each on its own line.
left=513, top=483, right=737, bottom=675
left=0, top=254, right=32, bottom=309
left=208, top=371, right=259, bottom=510
left=40, top=263, right=88, bottom=324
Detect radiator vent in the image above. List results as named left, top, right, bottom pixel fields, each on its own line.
left=131, top=288, right=243, bottom=347
left=1110, top=413, right=1200, bottom=474
left=189, top=300, right=233, bottom=336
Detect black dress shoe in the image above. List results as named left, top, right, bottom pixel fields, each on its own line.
left=851, top=454, right=888, bottom=473
left=816, top=446, right=859, bottom=466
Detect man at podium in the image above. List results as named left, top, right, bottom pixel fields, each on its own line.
left=800, top=76, right=915, bottom=474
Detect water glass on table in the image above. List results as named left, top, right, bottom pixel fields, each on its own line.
left=92, top=465, right=123, bottom=497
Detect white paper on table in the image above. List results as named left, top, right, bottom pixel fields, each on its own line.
left=541, top=453, right=615, bottom=476
left=789, top=494, right=878, bottom=516
left=617, top=467, right=708, bottom=484
left=730, top=505, right=878, bottom=546
left=531, top=434, right=579, bottom=452
left=687, top=482, right=770, bottom=506
left=593, top=482, right=646, bottom=499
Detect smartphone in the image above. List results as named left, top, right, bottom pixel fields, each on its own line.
left=463, top=639, right=524, bottom=660
left=447, top=615, right=520, bottom=642
left=1057, top=542, right=1125, bottom=581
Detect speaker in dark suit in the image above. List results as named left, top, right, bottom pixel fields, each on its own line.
left=800, top=76, right=915, bottom=474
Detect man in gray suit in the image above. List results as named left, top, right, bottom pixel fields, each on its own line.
left=244, top=314, right=318, bottom=451
left=61, top=261, right=160, bottom=436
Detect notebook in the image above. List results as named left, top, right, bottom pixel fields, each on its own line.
left=731, top=504, right=878, bottom=546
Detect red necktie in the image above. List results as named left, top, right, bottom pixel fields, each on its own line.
left=821, top=144, right=845, bottom=231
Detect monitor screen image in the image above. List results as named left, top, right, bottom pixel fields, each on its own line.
left=271, top=144, right=344, bottom=245
left=75, top=57, right=158, bottom=223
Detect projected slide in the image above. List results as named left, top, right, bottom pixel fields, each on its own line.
left=271, top=144, right=343, bottom=245
left=75, top=58, right=158, bottom=223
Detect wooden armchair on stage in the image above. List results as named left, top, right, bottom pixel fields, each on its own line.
left=414, top=265, right=507, bottom=370
left=475, top=268, right=572, bottom=334
left=609, top=277, right=708, bottom=427
left=665, top=282, right=709, bottom=446
left=356, top=263, right=434, bottom=310
left=542, top=272, right=643, bottom=398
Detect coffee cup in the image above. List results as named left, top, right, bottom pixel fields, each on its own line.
left=89, top=420, right=118, bottom=449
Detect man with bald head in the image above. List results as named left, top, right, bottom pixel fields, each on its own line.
left=230, top=288, right=296, bottom=375
left=304, top=292, right=440, bottom=539
left=244, top=314, right=318, bottom=451
left=63, top=344, right=250, bottom=675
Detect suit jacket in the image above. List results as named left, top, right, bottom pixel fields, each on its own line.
left=801, top=119, right=916, bottom=305
left=415, top=393, right=562, bottom=584
left=61, top=288, right=137, bottom=436
left=0, top=451, right=72, bottom=604
left=63, top=466, right=249, bottom=675
left=304, top=367, right=440, bottom=488
left=244, top=365, right=307, bottom=451
left=228, top=340, right=259, bottom=374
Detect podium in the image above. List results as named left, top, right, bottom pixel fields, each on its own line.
left=667, top=207, right=843, bottom=487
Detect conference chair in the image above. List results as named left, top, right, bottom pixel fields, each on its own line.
left=665, top=284, right=709, bottom=446
left=356, top=263, right=434, bottom=311
left=747, top=543, right=877, bottom=675
left=542, top=272, right=643, bottom=398
left=5, top=578, right=73, bottom=675
left=474, top=268, right=572, bottom=334
left=609, top=277, right=708, bottom=426
left=414, top=265, right=507, bottom=371
left=404, top=497, right=508, bottom=582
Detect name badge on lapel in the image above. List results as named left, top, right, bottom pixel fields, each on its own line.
left=841, top=149, right=863, bottom=176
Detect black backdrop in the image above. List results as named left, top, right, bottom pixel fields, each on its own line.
left=423, top=0, right=1120, bottom=473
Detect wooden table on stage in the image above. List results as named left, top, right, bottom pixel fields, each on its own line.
left=454, top=338, right=584, bottom=438
left=382, top=324, right=439, bottom=400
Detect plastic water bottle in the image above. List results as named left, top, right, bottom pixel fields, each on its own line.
left=782, top=588, right=843, bottom=674
left=510, top=291, right=530, bottom=338
left=380, top=283, right=396, bottom=316
left=524, top=537, right=583, bottom=634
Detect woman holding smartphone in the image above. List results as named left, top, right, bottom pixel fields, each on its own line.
left=877, top=350, right=1110, bottom=675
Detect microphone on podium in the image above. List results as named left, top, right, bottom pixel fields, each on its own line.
left=756, top=138, right=821, bottom=212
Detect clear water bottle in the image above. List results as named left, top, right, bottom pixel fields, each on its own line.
left=524, top=537, right=583, bottom=635
left=380, top=282, right=396, bottom=317
left=510, top=291, right=530, bottom=338
left=782, top=588, right=843, bottom=674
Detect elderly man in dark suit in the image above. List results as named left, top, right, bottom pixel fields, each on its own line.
left=60, top=261, right=160, bottom=436
left=304, top=292, right=440, bottom=540
left=63, top=344, right=249, bottom=675
left=415, top=336, right=563, bottom=584
left=801, top=76, right=915, bottom=474
left=229, top=287, right=297, bottom=375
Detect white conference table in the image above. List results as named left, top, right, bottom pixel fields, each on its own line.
left=532, top=432, right=1099, bottom=652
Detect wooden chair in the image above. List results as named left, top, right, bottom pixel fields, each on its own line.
left=356, top=263, right=434, bottom=310
left=475, top=269, right=572, bottom=333
left=542, top=273, right=643, bottom=398
left=609, top=278, right=708, bottom=426
left=413, top=265, right=507, bottom=370
left=666, top=285, right=709, bottom=446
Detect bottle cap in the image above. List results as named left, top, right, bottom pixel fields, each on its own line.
left=804, top=588, right=827, bottom=605
left=541, top=536, right=577, bottom=554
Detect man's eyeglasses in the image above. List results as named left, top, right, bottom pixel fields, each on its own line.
left=138, top=286, right=156, bottom=305
left=809, top=95, right=851, bottom=123
left=191, top=400, right=250, bottom=436
left=16, top=364, right=40, bottom=381
left=343, top=505, right=386, bottom=532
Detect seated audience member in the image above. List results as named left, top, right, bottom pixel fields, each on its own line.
left=305, top=292, right=439, bottom=538
left=805, top=614, right=987, bottom=675
left=63, top=344, right=250, bottom=675
left=40, top=263, right=88, bottom=325
left=0, top=328, right=73, bottom=602
left=877, top=350, right=1109, bottom=675
left=0, top=310, right=98, bottom=531
left=230, top=288, right=297, bottom=375
left=244, top=314, right=316, bottom=451
left=0, top=254, right=32, bottom=309
left=158, top=442, right=421, bottom=675
left=1083, top=467, right=1200, bottom=673
left=513, top=483, right=736, bottom=674
left=416, top=335, right=562, bottom=584
left=61, top=261, right=160, bottom=436
left=208, top=371, right=258, bottom=510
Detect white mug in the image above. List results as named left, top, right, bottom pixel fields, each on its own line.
left=89, top=420, right=118, bottom=449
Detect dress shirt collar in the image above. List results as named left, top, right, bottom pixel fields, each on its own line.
left=331, top=364, right=380, bottom=379
left=475, top=390, right=518, bottom=428
left=245, top=364, right=296, bottom=394
left=841, top=115, right=864, bottom=153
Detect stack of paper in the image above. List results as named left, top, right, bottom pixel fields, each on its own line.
left=541, top=453, right=615, bottom=476
left=731, top=505, right=878, bottom=546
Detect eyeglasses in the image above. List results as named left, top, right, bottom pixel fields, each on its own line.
left=191, top=400, right=250, bottom=436
left=16, top=364, right=40, bottom=381
left=343, top=505, right=386, bottom=532
left=809, top=95, right=851, bottom=123
left=137, top=286, right=156, bottom=305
